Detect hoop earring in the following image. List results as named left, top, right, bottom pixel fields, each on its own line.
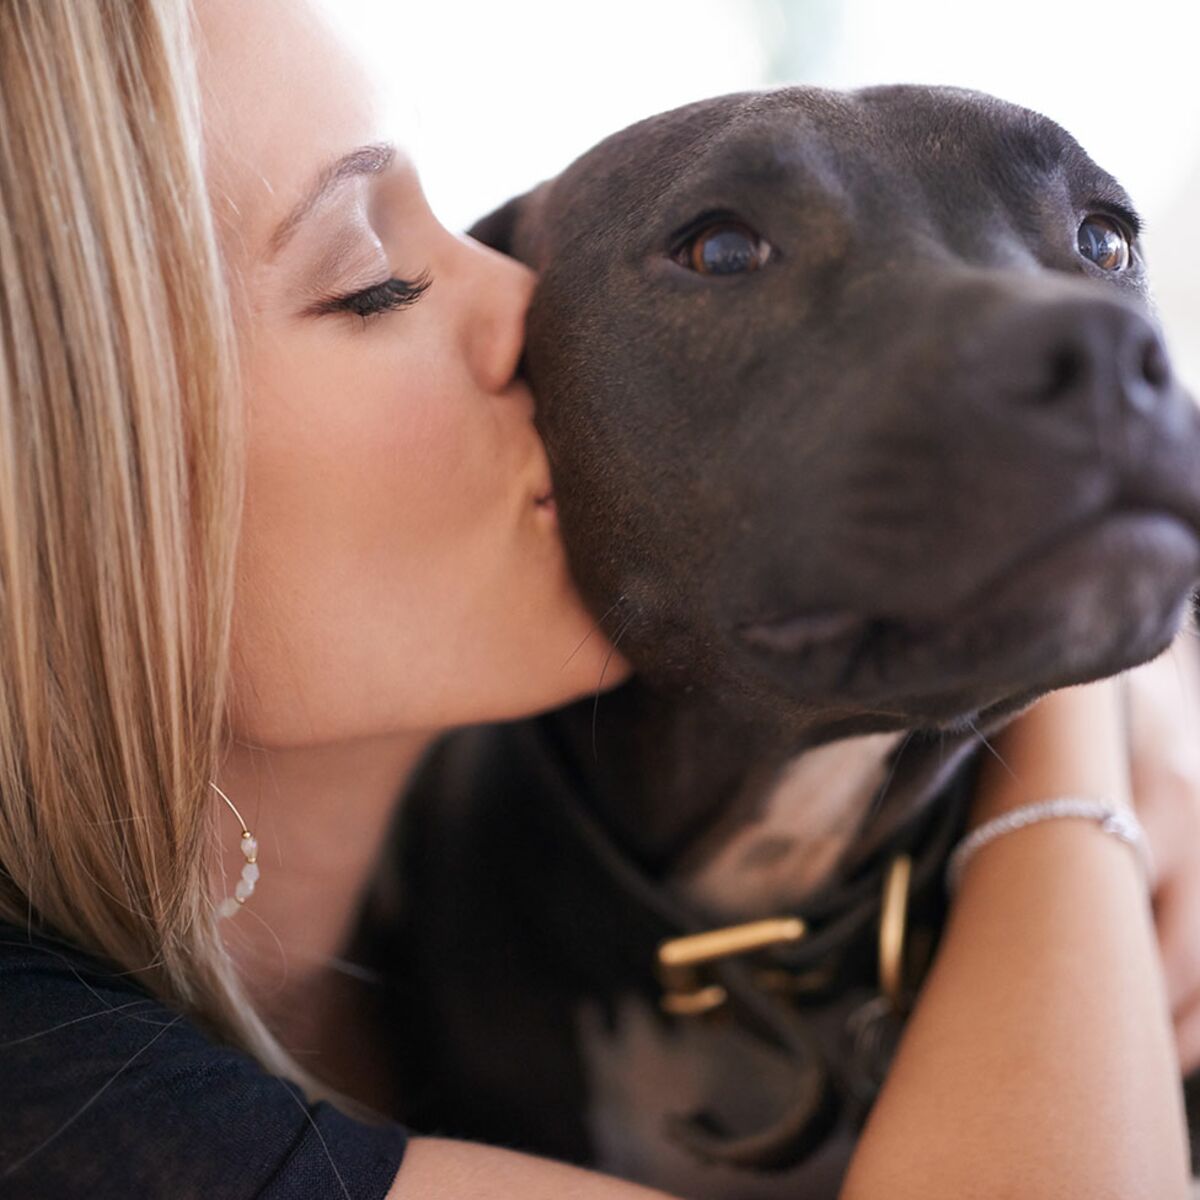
left=211, top=781, right=259, bottom=919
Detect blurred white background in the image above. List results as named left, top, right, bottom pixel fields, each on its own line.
left=323, top=0, right=1200, bottom=382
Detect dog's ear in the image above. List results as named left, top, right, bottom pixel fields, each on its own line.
left=466, top=181, right=552, bottom=269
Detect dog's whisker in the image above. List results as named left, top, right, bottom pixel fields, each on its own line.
left=561, top=594, right=628, bottom=671
left=863, top=728, right=916, bottom=828
left=965, top=716, right=1016, bottom=782
left=591, top=610, right=636, bottom=763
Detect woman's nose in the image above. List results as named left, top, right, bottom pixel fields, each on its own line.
left=457, top=233, right=536, bottom=397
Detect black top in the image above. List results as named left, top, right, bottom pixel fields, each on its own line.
left=0, top=920, right=408, bottom=1199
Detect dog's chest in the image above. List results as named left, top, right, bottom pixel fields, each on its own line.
left=576, top=994, right=858, bottom=1199
left=671, top=730, right=907, bottom=920
left=574, top=732, right=906, bottom=1198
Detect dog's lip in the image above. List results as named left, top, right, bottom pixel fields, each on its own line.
left=734, top=503, right=1200, bottom=658
left=933, top=502, right=1197, bottom=631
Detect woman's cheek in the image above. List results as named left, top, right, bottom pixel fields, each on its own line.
left=255, top=341, right=449, bottom=527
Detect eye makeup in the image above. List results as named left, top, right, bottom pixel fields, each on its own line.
left=271, top=154, right=432, bottom=326
left=287, top=203, right=389, bottom=302
left=302, top=270, right=432, bottom=320
left=303, top=222, right=380, bottom=292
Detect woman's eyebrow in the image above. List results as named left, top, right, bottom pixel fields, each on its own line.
left=267, top=142, right=395, bottom=258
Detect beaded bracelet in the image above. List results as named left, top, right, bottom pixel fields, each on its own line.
left=945, top=796, right=1155, bottom=896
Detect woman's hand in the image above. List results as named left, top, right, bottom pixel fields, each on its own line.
left=845, top=670, right=1192, bottom=1199
left=1125, top=618, right=1200, bottom=1074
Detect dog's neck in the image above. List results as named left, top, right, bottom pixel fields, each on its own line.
left=550, top=678, right=974, bottom=921
left=550, top=680, right=779, bottom=875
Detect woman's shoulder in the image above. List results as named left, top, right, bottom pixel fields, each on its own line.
left=0, top=920, right=407, bottom=1200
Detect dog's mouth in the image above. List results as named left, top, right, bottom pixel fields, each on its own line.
left=736, top=506, right=1200, bottom=713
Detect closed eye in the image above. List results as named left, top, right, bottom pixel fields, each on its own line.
left=304, top=270, right=432, bottom=322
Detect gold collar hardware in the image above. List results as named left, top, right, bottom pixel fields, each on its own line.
left=878, top=853, right=913, bottom=1014
left=657, top=851, right=916, bottom=1019
left=657, top=916, right=807, bottom=1017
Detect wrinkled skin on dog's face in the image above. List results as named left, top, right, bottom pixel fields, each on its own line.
left=474, top=85, right=1200, bottom=730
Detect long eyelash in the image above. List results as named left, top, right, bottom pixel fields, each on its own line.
left=306, top=269, right=432, bottom=321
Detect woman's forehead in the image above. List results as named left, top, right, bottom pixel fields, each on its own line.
left=195, top=0, right=385, bottom=261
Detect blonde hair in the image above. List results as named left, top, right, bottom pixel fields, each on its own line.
left=0, top=0, right=370, bottom=1118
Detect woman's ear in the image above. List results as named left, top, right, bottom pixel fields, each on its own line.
left=467, top=180, right=552, bottom=267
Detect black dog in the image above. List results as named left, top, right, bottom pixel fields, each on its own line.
left=355, top=85, right=1200, bottom=1197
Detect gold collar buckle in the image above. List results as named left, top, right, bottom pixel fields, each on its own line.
left=656, top=850, right=916, bottom=1018
left=656, top=916, right=807, bottom=1016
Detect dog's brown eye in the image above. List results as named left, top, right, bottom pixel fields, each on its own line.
left=678, top=221, right=771, bottom=275
left=1077, top=215, right=1131, bottom=272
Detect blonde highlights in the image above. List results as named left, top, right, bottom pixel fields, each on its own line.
left=0, top=0, right=355, bottom=1112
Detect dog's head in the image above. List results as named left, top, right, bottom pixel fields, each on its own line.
left=472, top=85, right=1200, bottom=731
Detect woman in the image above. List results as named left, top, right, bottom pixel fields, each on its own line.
left=0, top=0, right=1194, bottom=1196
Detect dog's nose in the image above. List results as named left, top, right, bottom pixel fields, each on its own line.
left=983, top=297, right=1173, bottom=425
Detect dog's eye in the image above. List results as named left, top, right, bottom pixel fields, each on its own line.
left=676, top=220, right=771, bottom=276
left=1077, top=215, right=1131, bottom=272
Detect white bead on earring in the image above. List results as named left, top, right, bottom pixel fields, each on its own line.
left=210, top=781, right=259, bottom=919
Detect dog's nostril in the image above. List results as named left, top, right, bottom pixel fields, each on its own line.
left=1040, top=346, right=1085, bottom=403
left=1140, top=336, right=1171, bottom=390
